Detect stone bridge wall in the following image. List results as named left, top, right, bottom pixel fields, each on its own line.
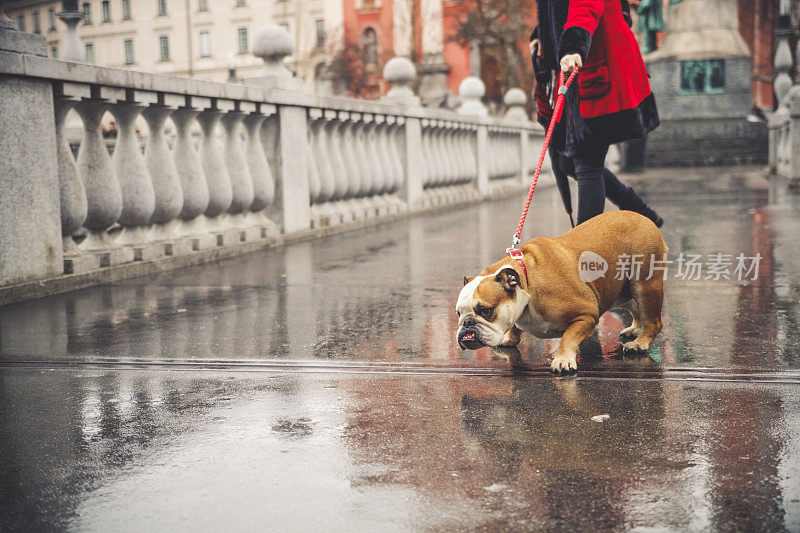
left=0, top=23, right=550, bottom=304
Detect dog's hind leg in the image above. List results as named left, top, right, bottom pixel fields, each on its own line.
left=618, top=299, right=642, bottom=338
left=622, top=276, right=664, bottom=354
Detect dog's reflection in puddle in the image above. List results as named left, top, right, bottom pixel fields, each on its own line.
left=491, top=346, right=524, bottom=369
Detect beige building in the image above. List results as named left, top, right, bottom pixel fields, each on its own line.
left=6, top=0, right=329, bottom=90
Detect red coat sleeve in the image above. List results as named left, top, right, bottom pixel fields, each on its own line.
left=564, top=0, right=605, bottom=35
left=558, top=0, right=604, bottom=62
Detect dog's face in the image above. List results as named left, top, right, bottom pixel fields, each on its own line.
left=456, top=265, right=530, bottom=350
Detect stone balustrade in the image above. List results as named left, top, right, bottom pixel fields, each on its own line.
left=0, top=24, right=547, bottom=299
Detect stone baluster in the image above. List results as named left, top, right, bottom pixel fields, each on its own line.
left=110, top=91, right=159, bottom=259
left=339, top=112, right=365, bottom=218
left=431, top=122, right=445, bottom=187
left=197, top=100, right=234, bottom=239
left=388, top=117, right=406, bottom=200
left=308, top=109, right=335, bottom=204
left=455, top=125, right=468, bottom=183
left=324, top=110, right=349, bottom=208
left=774, top=35, right=794, bottom=107
left=349, top=113, right=370, bottom=199
left=442, top=123, right=457, bottom=185
left=305, top=114, right=322, bottom=206
left=420, top=121, right=433, bottom=189
left=244, top=103, right=277, bottom=237
left=221, top=101, right=255, bottom=238
left=74, top=88, right=133, bottom=266
left=142, top=94, right=185, bottom=254
left=380, top=117, right=398, bottom=195
left=368, top=115, right=388, bottom=197
left=360, top=114, right=380, bottom=198
left=171, top=97, right=212, bottom=250
left=442, top=122, right=458, bottom=185
left=54, top=83, right=98, bottom=274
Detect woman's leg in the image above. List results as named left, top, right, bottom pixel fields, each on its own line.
left=572, top=141, right=609, bottom=224
left=602, top=167, right=663, bottom=227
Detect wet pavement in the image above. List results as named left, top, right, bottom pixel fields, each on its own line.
left=2, top=166, right=800, bottom=530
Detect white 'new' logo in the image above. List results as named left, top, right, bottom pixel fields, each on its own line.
left=578, top=251, right=608, bottom=282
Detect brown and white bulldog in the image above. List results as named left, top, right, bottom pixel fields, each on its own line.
left=456, top=210, right=668, bottom=372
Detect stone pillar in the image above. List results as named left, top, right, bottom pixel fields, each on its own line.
left=503, top=88, right=528, bottom=122
left=400, top=116, right=423, bottom=207
left=475, top=125, right=489, bottom=194
left=273, top=105, right=311, bottom=233
left=245, top=25, right=303, bottom=92
left=382, top=57, right=421, bottom=106
left=0, top=0, right=63, bottom=286
left=645, top=0, right=765, bottom=166
left=457, top=76, right=488, bottom=116
left=418, top=0, right=449, bottom=105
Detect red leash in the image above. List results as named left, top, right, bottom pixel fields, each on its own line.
left=506, top=67, right=580, bottom=281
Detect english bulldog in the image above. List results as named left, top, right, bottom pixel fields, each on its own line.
left=456, top=210, right=667, bottom=373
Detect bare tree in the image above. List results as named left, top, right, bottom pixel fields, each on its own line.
left=448, top=0, right=535, bottom=113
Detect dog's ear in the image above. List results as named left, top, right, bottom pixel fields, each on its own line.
left=464, top=276, right=475, bottom=286
left=495, top=267, right=520, bottom=292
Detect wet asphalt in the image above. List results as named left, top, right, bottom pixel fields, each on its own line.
left=2, top=166, right=800, bottom=531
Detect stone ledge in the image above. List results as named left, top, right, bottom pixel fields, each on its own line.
left=0, top=183, right=543, bottom=305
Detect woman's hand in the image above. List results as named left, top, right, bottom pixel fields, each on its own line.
left=529, top=38, right=543, bottom=58
left=560, top=53, right=583, bottom=72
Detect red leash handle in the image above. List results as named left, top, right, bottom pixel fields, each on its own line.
left=510, top=67, right=579, bottom=250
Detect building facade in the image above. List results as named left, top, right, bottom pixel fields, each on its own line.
left=6, top=0, right=328, bottom=90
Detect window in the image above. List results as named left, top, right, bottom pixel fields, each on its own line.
left=121, top=0, right=131, bottom=19
left=124, top=38, right=134, bottom=63
left=32, top=11, right=40, bottom=33
left=16, top=14, right=25, bottom=32
left=198, top=0, right=207, bottom=10
left=82, top=2, right=92, bottom=23
left=278, top=21, right=289, bottom=33
left=159, top=35, right=170, bottom=60
left=50, top=45, right=58, bottom=58
left=85, top=42, right=95, bottom=62
left=361, top=28, right=378, bottom=70
left=48, top=8, right=56, bottom=31
left=102, top=0, right=110, bottom=21
left=315, top=19, right=324, bottom=49
left=237, top=27, right=247, bottom=54
left=156, top=0, right=167, bottom=16
left=235, top=0, right=245, bottom=6
left=199, top=30, right=211, bottom=57
left=680, top=60, right=725, bottom=94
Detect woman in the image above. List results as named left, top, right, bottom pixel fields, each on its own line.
left=530, top=0, right=662, bottom=227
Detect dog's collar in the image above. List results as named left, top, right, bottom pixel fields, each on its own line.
left=505, top=248, right=528, bottom=287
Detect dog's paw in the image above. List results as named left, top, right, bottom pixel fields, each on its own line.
left=551, top=353, right=577, bottom=373
left=619, top=325, right=641, bottom=338
left=622, top=338, right=651, bottom=354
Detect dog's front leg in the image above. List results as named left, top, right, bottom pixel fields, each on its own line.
left=499, top=325, right=522, bottom=347
left=551, top=316, right=598, bottom=373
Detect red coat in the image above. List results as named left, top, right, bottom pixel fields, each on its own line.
left=559, top=0, right=659, bottom=144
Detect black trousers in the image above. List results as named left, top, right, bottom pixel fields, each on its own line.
left=551, top=141, right=646, bottom=225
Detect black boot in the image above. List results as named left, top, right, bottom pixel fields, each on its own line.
left=616, top=186, right=663, bottom=228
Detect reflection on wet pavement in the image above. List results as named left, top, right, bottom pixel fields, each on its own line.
left=3, top=166, right=800, bottom=529
left=1, top=166, right=799, bottom=372
left=1, top=370, right=799, bottom=530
